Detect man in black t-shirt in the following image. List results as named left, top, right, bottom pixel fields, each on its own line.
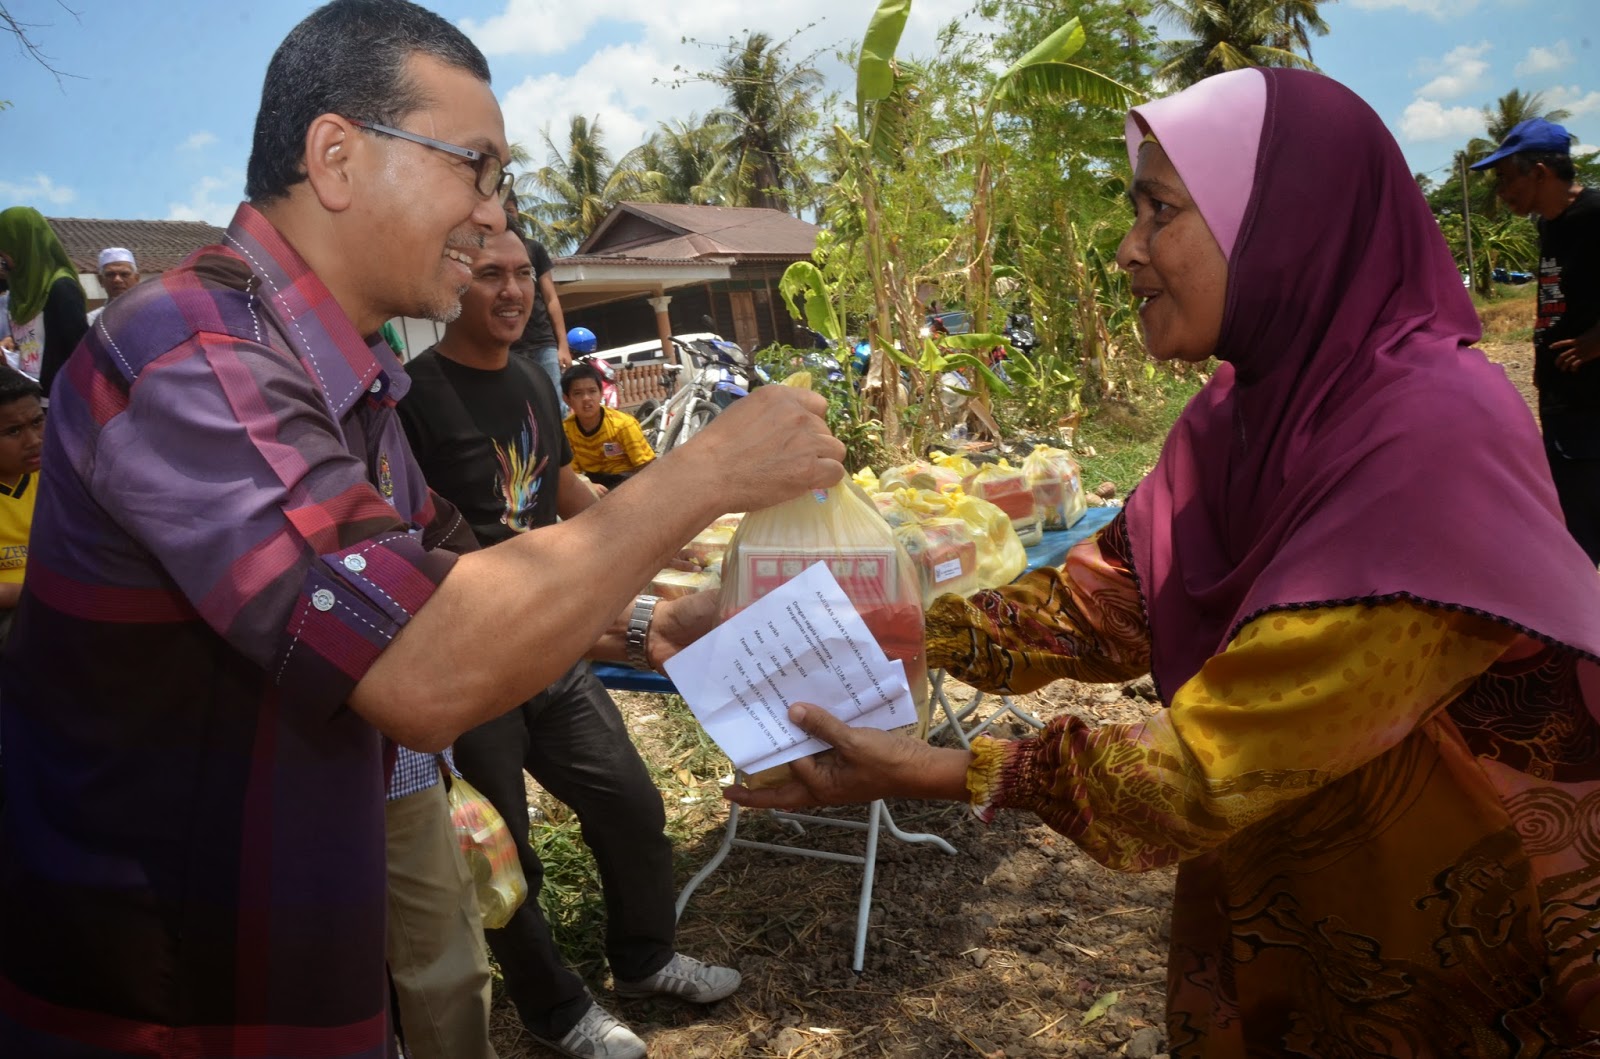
left=397, top=230, right=740, bottom=1059
left=1476, top=118, right=1600, bottom=563
left=509, top=235, right=570, bottom=400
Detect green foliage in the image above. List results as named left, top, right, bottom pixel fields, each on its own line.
left=528, top=813, right=607, bottom=973
left=757, top=345, right=891, bottom=471
left=1151, top=0, right=1331, bottom=87
left=778, top=261, right=845, bottom=346
left=516, top=115, right=652, bottom=253
left=858, top=0, right=913, bottom=107
left=1070, top=364, right=1205, bottom=493
left=996, top=348, right=1083, bottom=434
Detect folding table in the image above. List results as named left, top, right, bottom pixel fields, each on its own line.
left=593, top=503, right=1121, bottom=969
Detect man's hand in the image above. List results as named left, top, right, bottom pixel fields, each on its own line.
left=680, top=386, right=845, bottom=512
left=723, top=704, right=972, bottom=811
left=557, top=340, right=572, bottom=370
left=1553, top=329, right=1600, bottom=372
left=647, top=589, right=719, bottom=669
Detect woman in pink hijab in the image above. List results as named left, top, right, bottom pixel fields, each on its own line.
left=731, top=68, right=1600, bottom=1056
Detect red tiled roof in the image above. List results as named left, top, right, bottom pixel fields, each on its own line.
left=48, top=216, right=228, bottom=274
left=578, top=202, right=818, bottom=260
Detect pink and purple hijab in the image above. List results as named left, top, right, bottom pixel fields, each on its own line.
left=1119, top=68, right=1600, bottom=700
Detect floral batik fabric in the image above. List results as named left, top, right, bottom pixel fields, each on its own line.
left=931, top=515, right=1600, bottom=1055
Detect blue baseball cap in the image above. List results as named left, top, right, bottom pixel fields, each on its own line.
left=1470, top=117, right=1572, bottom=170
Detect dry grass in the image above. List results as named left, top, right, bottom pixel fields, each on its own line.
left=1476, top=283, right=1538, bottom=345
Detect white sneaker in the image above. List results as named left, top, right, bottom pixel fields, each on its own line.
left=528, top=1001, right=646, bottom=1059
left=614, top=952, right=742, bottom=1004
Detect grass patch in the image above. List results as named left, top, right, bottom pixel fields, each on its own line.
left=1072, top=364, right=1205, bottom=494
left=1475, top=283, right=1538, bottom=344
left=517, top=694, right=733, bottom=978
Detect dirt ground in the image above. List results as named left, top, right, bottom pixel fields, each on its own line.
left=486, top=331, right=1540, bottom=1059
left=492, top=679, right=1177, bottom=1059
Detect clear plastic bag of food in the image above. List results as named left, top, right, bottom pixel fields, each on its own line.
left=1022, top=445, right=1086, bottom=530
left=447, top=776, right=528, bottom=929
left=880, top=459, right=962, bottom=493
left=719, top=482, right=929, bottom=788
left=651, top=566, right=722, bottom=600
left=852, top=466, right=881, bottom=492
left=929, top=449, right=979, bottom=481
left=938, top=489, right=1026, bottom=590
left=965, top=460, right=1042, bottom=546
left=895, top=515, right=981, bottom=606
left=679, top=523, right=738, bottom=570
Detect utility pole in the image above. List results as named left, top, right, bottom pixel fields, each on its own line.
left=1460, top=153, right=1477, bottom=292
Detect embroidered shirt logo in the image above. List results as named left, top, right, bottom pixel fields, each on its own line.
left=377, top=453, right=395, bottom=499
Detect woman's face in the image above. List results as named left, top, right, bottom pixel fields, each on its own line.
left=1116, top=141, right=1229, bottom=362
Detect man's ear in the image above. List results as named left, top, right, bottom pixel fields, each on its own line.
left=303, top=115, right=358, bottom=213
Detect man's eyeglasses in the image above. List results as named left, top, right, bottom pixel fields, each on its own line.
left=349, top=119, right=514, bottom=203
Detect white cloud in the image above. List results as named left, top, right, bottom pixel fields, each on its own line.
left=180, top=130, right=218, bottom=152
left=501, top=43, right=719, bottom=162
left=470, top=0, right=976, bottom=162
left=1543, top=85, right=1600, bottom=119
left=1414, top=42, right=1490, bottom=100
left=1398, top=98, right=1485, bottom=141
left=1574, top=143, right=1599, bottom=158
left=1347, top=0, right=1479, bottom=16
left=166, top=170, right=243, bottom=227
left=1514, top=42, right=1573, bottom=78
left=0, top=174, right=76, bottom=207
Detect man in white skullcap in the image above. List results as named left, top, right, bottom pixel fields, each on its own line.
left=87, top=248, right=138, bottom=324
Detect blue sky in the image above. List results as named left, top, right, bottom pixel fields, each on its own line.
left=2, top=0, right=1593, bottom=226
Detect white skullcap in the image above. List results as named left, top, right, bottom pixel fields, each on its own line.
left=98, top=247, right=136, bottom=270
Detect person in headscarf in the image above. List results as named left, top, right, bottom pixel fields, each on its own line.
left=728, top=68, right=1600, bottom=1056
left=0, top=206, right=87, bottom=398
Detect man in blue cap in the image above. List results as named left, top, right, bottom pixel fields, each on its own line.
left=1474, top=117, right=1600, bottom=564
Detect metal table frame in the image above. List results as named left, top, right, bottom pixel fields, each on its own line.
left=595, top=505, right=1119, bottom=970
left=673, top=797, right=956, bottom=972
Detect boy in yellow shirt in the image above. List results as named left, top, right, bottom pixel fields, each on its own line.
left=560, top=362, right=655, bottom=488
left=0, top=365, right=43, bottom=644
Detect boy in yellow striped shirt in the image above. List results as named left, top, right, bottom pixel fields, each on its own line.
left=560, top=362, right=655, bottom=488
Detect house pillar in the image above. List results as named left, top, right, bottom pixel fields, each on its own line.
left=646, top=294, right=674, bottom=362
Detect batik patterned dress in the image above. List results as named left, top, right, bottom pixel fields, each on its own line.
left=927, top=513, right=1600, bottom=1057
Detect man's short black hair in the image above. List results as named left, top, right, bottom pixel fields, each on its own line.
left=1513, top=150, right=1576, bottom=184
left=0, top=365, right=43, bottom=409
left=245, top=0, right=492, bottom=204
left=560, top=361, right=604, bottom=396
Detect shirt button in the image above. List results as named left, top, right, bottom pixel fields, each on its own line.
left=343, top=553, right=368, bottom=573
left=312, top=589, right=336, bottom=612
left=369, top=379, right=383, bottom=394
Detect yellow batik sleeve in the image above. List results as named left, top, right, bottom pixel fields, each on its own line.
left=967, top=601, right=1518, bottom=872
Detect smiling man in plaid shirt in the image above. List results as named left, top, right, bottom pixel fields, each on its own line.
left=0, top=3, right=844, bottom=1057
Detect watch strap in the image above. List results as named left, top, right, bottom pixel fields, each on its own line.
left=626, top=594, right=660, bottom=670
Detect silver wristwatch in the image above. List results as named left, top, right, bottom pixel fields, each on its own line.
left=626, top=594, right=660, bottom=670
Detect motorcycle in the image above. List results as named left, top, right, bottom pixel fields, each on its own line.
left=1003, top=311, right=1039, bottom=358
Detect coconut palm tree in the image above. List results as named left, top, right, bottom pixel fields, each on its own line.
left=708, top=32, right=823, bottom=213
left=1465, top=88, right=1572, bottom=164
left=632, top=117, right=731, bottom=206
left=516, top=115, right=651, bottom=253
left=1150, top=0, right=1323, bottom=88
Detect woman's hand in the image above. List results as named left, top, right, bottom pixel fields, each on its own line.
left=724, top=704, right=973, bottom=811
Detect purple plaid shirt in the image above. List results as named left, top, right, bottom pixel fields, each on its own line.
left=0, top=204, right=475, bottom=1057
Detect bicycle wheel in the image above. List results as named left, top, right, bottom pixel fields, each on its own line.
left=664, top=399, right=719, bottom=450
left=637, top=403, right=669, bottom=451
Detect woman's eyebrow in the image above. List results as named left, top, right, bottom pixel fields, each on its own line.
left=1131, top=176, right=1184, bottom=202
